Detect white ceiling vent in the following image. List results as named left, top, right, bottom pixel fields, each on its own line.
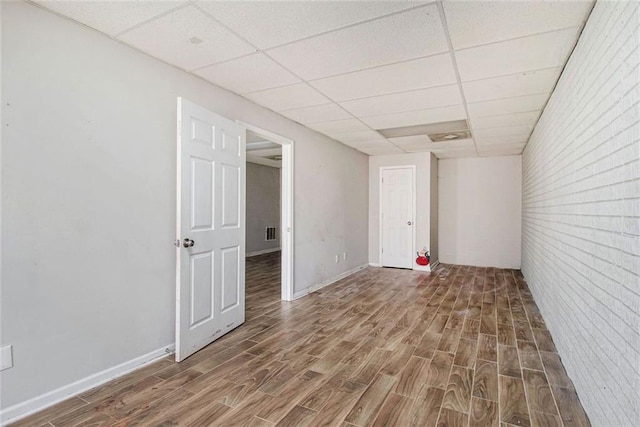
left=378, top=119, right=471, bottom=142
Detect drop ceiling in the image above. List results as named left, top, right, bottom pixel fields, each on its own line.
left=35, top=0, right=593, bottom=158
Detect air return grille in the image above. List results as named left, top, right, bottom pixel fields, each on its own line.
left=265, top=227, right=277, bottom=241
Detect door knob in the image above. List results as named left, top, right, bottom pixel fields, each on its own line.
left=407, top=221, right=412, bottom=225
left=182, top=238, right=195, bottom=248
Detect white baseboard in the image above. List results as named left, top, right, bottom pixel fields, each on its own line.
left=293, top=264, right=368, bottom=300
left=246, top=248, right=281, bottom=257
left=1, top=344, right=175, bottom=425
left=368, top=262, right=382, bottom=267
left=413, top=263, right=431, bottom=272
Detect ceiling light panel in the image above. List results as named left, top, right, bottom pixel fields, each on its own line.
left=471, top=111, right=541, bottom=130
left=36, top=1, right=186, bottom=36
left=310, top=54, right=457, bottom=101
left=118, top=6, right=255, bottom=71
left=195, top=53, right=300, bottom=94
left=462, top=68, right=561, bottom=103
left=267, top=5, right=448, bottom=80
left=467, top=94, right=549, bottom=118
left=378, top=119, right=469, bottom=138
left=307, top=119, right=369, bottom=134
left=197, top=1, right=422, bottom=50
left=243, top=83, right=330, bottom=112
left=455, top=28, right=580, bottom=82
left=443, top=0, right=593, bottom=50
left=279, top=103, right=353, bottom=124
left=359, top=105, right=467, bottom=129
left=340, top=85, right=463, bottom=118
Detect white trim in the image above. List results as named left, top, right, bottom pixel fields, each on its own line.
left=292, top=264, right=368, bottom=300
left=379, top=165, right=417, bottom=269
left=0, top=344, right=175, bottom=425
left=369, top=262, right=382, bottom=267
left=246, top=247, right=281, bottom=257
left=246, top=153, right=281, bottom=169
left=413, top=264, right=431, bottom=272
left=238, top=122, right=295, bottom=302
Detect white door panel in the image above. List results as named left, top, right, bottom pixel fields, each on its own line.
left=176, top=98, right=245, bottom=362
left=381, top=167, right=414, bottom=269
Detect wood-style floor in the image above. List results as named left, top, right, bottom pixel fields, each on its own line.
left=11, top=252, right=591, bottom=427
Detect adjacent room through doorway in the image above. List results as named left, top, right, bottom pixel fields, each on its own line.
left=243, top=127, right=295, bottom=304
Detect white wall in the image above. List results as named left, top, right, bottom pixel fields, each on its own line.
left=438, top=156, right=522, bottom=269
left=522, top=1, right=640, bottom=425
left=246, top=162, right=280, bottom=254
left=429, top=154, right=439, bottom=265
left=368, top=153, right=435, bottom=266
left=0, top=1, right=368, bottom=415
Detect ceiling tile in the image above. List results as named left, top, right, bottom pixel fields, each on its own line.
left=478, top=148, right=525, bottom=157
left=330, top=130, right=386, bottom=143
left=477, top=142, right=527, bottom=151
left=36, top=1, right=186, bottom=36
left=307, top=119, right=369, bottom=134
left=194, top=53, right=300, bottom=94
left=355, top=143, right=405, bottom=156
left=197, top=1, right=423, bottom=49
left=455, top=28, right=580, bottom=82
left=244, top=83, right=330, bottom=112
left=475, top=136, right=529, bottom=145
left=443, top=1, right=593, bottom=50
left=267, top=5, right=448, bottom=80
left=467, top=94, right=549, bottom=118
left=471, top=111, right=541, bottom=130
left=118, top=6, right=255, bottom=71
left=462, top=68, right=561, bottom=103
left=310, top=54, right=457, bottom=101
left=395, top=137, right=475, bottom=153
left=360, top=105, right=467, bottom=130
left=279, top=103, right=352, bottom=124
left=340, top=85, right=463, bottom=118
left=473, top=125, right=533, bottom=139
left=432, top=146, right=478, bottom=158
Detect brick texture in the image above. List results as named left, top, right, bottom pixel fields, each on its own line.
left=521, top=2, right=639, bottom=426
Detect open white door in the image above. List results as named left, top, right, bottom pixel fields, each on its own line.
left=381, top=166, right=415, bottom=269
left=176, top=98, right=245, bottom=362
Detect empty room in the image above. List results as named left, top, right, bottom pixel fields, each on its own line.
left=1, top=0, right=638, bottom=426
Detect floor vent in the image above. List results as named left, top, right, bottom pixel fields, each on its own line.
left=265, top=227, right=277, bottom=241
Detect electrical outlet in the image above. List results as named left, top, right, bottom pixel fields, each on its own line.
left=1, top=345, right=13, bottom=371
left=335, top=255, right=340, bottom=263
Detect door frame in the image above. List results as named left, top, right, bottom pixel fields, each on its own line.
left=379, top=165, right=416, bottom=268
left=239, top=122, right=295, bottom=301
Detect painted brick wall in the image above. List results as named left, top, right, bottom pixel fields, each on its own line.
left=521, top=2, right=639, bottom=426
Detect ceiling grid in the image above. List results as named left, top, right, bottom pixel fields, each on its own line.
left=34, top=0, right=594, bottom=158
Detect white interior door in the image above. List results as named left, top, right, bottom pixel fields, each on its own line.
left=381, top=167, right=415, bottom=269
left=176, top=98, right=245, bottom=362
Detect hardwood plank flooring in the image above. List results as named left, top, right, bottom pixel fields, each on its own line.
left=10, top=254, right=590, bottom=426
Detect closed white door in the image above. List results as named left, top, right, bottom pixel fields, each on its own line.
left=381, top=167, right=414, bottom=269
left=176, top=98, right=245, bottom=362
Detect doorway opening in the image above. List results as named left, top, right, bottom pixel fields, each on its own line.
left=241, top=123, right=294, bottom=302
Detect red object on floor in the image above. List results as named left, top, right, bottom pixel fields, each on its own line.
left=416, top=257, right=429, bottom=266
